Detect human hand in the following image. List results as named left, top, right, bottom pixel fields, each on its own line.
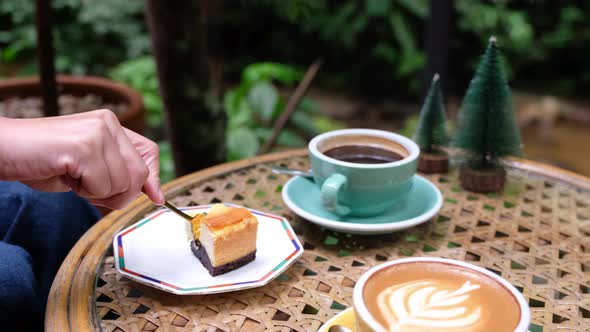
left=0, top=109, right=165, bottom=209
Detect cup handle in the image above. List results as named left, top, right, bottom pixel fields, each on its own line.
left=321, top=173, right=351, bottom=216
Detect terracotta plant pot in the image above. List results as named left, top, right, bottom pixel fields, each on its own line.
left=418, top=151, right=449, bottom=174
left=460, top=165, right=506, bottom=193
left=0, top=75, right=145, bottom=134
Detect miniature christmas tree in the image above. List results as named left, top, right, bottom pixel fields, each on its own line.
left=413, top=74, right=450, bottom=173
left=454, top=36, right=522, bottom=192
left=414, top=73, right=448, bottom=152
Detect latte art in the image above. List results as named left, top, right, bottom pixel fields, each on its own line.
left=360, top=261, right=523, bottom=332
left=376, top=279, right=482, bottom=331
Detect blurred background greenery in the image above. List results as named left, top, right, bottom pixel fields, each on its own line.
left=1, top=0, right=589, bottom=181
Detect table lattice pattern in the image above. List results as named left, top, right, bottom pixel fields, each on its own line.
left=95, top=156, right=590, bottom=331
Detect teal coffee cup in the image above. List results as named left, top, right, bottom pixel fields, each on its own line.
left=308, top=129, right=419, bottom=217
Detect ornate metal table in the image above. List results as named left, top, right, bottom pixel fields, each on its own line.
left=46, top=149, right=590, bottom=331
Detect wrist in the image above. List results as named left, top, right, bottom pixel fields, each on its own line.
left=0, top=117, right=33, bottom=180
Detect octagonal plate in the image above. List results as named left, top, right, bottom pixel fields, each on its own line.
left=113, top=204, right=303, bottom=295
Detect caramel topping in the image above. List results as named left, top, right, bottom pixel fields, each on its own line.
left=204, top=207, right=253, bottom=229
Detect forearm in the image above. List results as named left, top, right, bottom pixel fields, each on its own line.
left=0, top=117, right=23, bottom=180
left=0, top=117, right=67, bottom=181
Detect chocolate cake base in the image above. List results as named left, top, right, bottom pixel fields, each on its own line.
left=190, top=240, right=256, bottom=276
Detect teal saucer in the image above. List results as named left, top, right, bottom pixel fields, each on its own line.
left=281, top=175, right=443, bottom=234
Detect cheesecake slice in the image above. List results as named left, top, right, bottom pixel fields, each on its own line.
left=191, top=204, right=258, bottom=276
left=188, top=212, right=206, bottom=243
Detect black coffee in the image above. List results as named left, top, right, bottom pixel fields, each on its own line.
left=323, top=145, right=404, bottom=164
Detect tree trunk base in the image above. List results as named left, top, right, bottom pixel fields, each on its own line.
left=418, top=152, right=449, bottom=174
left=460, top=165, right=506, bottom=193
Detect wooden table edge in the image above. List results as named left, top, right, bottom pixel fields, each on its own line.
left=504, top=156, right=590, bottom=191
left=44, top=149, right=590, bottom=331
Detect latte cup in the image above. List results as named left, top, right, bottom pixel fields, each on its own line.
left=353, top=257, right=531, bottom=332
left=308, top=129, right=419, bottom=217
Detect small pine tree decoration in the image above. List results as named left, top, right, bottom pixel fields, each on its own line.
left=413, top=74, right=450, bottom=173
left=454, top=36, right=522, bottom=192
left=413, top=73, right=448, bottom=152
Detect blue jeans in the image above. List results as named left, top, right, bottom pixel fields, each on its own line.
left=0, top=181, right=101, bottom=331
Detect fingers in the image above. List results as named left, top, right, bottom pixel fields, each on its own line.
left=125, top=128, right=165, bottom=205
left=101, top=126, right=131, bottom=195
left=66, top=110, right=128, bottom=203
left=62, top=109, right=161, bottom=209
left=102, top=119, right=150, bottom=208
left=20, top=177, right=71, bottom=192
left=77, top=155, right=112, bottom=198
left=142, top=165, right=165, bottom=205
left=88, top=193, right=140, bottom=210
left=139, top=142, right=164, bottom=205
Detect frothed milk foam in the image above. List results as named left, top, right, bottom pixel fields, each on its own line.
left=363, top=262, right=520, bottom=331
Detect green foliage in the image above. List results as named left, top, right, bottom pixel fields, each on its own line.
left=224, top=1, right=590, bottom=98
left=412, top=74, right=448, bottom=153
left=227, top=128, right=259, bottom=161
left=453, top=38, right=521, bottom=168
left=263, top=0, right=324, bottom=22
left=455, top=1, right=585, bottom=60
left=247, top=81, right=279, bottom=125
left=453, top=2, right=590, bottom=95
left=0, top=0, right=149, bottom=75
left=399, top=114, right=419, bottom=139
left=295, top=0, right=427, bottom=89
left=224, top=62, right=344, bottom=161
left=229, top=0, right=427, bottom=96
left=455, top=1, right=534, bottom=54
left=242, top=63, right=304, bottom=85
left=109, top=59, right=344, bottom=176
left=157, top=141, right=175, bottom=184
left=109, top=57, right=162, bottom=127
left=2, top=0, right=590, bottom=97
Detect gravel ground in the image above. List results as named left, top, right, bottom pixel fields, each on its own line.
left=0, top=94, right=127, bottom=118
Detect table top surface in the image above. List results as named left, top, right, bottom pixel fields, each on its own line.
left=46, top=149, right=590, bottom=332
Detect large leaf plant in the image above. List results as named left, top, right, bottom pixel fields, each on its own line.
left=224, top=62, right=344, bottom=161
